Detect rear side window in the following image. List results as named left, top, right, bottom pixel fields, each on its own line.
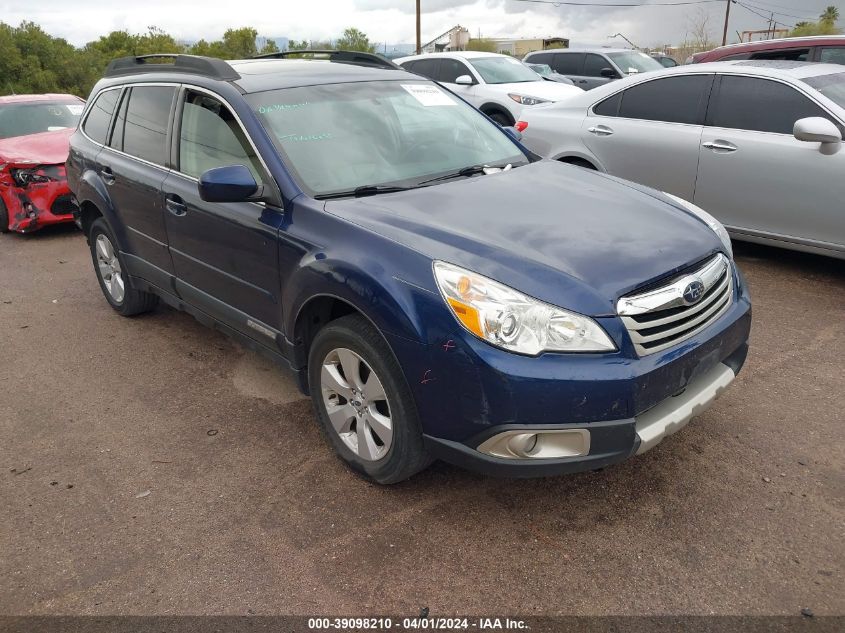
left=709, top=76, right=832, bottom=134
left=120, top=86, right=175, bottom=165
left=178, top=90, right=264, bottom=182
left=526, top=52, right=553, bottom=65
left=617, top=75, right=711, bottom=124
left=408, top=58, right=441, bottom=80
left=819, top=47, right=845, bottom=64
left=552, top=52, right=583, bottom=75
left=82, top=89, right=120, bottom=145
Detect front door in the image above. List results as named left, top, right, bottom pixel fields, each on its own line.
left=162, top=87, right=283, bottom=341
left=694, top=74, right=845, bottom=251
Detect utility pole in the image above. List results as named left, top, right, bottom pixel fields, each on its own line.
left=721, top=0, right=732, bottom=46
left=416, top=0, right=421, bottom=54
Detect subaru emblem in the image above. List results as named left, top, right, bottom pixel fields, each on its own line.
left=682, top=278, right=706, bottom=305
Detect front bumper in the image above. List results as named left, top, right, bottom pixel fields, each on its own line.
left=0, top=164, right=76, bottom=233
left=399, top=266, right=752, bottom=478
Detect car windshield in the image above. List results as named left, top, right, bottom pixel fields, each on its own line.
left=248, top=80, right=527, bottom=197
left=468, top=56, right=542, bottom=84
left=528, top=63, right=553, bottom=77
left=0, top=100, right=83, bottom=139
left=802, top=72, right=845, bottom=109
left=607, top=51, right=664, bottom=75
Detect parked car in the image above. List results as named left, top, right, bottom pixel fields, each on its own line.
left=525, top=62, right=577, bottom=85
left=68, top=52, right=750, bottom=484
left=515, top=60, right=845, bottom=259
left=394, top=51, right=582, bottom=126
left=523, top=47, right=664, bottom=89
left=0, top=94, right=84, bottom=233
left=650, top=53, right=679, bottom=68
left=691, top=35, right=845, bottom=65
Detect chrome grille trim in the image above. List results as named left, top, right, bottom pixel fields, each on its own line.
left=617, top=254, right=733, bottom=356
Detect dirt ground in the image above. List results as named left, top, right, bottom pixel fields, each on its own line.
left=1, top=225, right=843, bottom=617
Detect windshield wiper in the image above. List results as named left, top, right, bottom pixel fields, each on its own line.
left=315, top=185, right=412, bottom=200
left=417, top=163, right=514, bottom=186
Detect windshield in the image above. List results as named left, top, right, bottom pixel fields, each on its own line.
left=248, top=81, right=526, bottom=197
left=468, top=56, right=543, bottom=84
left=528, top=63, right=553, bottom=77
left=0, top=100, right=83, bottom=139
left=607, top=51, right=664, bottom=75
left=803, top=72, right=845, bottom=109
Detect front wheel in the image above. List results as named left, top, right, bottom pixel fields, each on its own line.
left=308, top=314, right=431, bottom=484
left=88, top=218, right=158, bottom=316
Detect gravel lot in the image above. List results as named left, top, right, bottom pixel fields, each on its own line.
left=1, top=225, right=843, bottom=616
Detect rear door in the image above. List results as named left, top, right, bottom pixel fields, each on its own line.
left=161, top=86, right=283, bottom=339
left=581, top=74, right=713, bottom=199
left=99, top=84, right=177, bottom=286
left=694, top=74, right=845, bottom=250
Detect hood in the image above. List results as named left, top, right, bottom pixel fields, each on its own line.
left=325, top=161, right=723, bottom=316
left=0, top=128, right=74, bottom=165
left=496, top=80, right=583, bottom=102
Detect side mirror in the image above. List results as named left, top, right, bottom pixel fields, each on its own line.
left=455, top=74, right=474, bottom=86
left=600, top=67, right=618, bottom=79
left=502, top=126, right=523, bottom=142
left=198, top=165, right=259, bottom=203
left=794, top=117, right=841, bottom=152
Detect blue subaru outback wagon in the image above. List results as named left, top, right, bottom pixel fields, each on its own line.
left=67, top=52, right=751, bottom=484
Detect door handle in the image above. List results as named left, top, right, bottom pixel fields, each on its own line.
left=100, top=167, right=115, bottom=185
left=702, top=140, right=737, bottom=153
left=165, top=194, right=187, bottom=217
left=588, top=125, right=614, bottom=136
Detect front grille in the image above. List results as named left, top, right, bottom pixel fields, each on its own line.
left=51, top=195, right=77, bottom=216
left=617, top=254, right=733, bottom=356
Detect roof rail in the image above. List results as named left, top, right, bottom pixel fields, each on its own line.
left=253, top=49, right=400, bottom=70
left=104, top=54, right=241, bottom=81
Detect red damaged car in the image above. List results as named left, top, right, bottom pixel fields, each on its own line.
left=0, top=94, right=84, bottom=233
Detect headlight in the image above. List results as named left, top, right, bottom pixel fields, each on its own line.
left=507, top=93, right=550, bottom=106
left=664, top=192, right=733, bottom=258
left=433, top=261, right=616, bottom=355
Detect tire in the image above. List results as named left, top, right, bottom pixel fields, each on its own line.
left=487, top=111, right=512, bottom=127
left=308, top=314, right=431, bottom=484
left=0, top=196, right=9, bottom=233
left=88, top=218, right=158, bottom=316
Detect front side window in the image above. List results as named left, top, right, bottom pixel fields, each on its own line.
left=606, top=51, right=663, bottom=75
left=583, top=53, right=611, bottom=78
left=120, top=86, right=175, bottom=165
left=0, top=98, right=83, bottom=140
left=802, top=72, right=845, bottom=110
left=709, top=75, right=833, bottom=134
left=248, top=80, right=526, bottom=197
left=178, top=90, right=264, bottom=181
left=439, top=59, right=473, bottom=83
left=468, top=56, right=543, bottom=84
left=617, top=75, right=711, bottom=124
left=552, top=53, right=583, bottom=75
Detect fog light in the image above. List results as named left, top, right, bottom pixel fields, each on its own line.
left=477, top=429, right=590, bottom=459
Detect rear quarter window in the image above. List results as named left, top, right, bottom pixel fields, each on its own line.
left=82, top=89, right=120, bottom=145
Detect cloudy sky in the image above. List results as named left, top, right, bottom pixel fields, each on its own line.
left=0, top=0, right=838, bottom=49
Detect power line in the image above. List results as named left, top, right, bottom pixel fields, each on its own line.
left=734, top=1, right=794, bottom=29
left=739, top=1, right=822, bottom=22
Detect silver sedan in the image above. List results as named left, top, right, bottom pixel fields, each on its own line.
left=516, top=60, right=845, bottom=259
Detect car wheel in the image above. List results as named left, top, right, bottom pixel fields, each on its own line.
left=88, top=218, right=158, bottom=316
left=0, top=196, right=9, bottom=233
left=308, top=314, right=431, bottom=484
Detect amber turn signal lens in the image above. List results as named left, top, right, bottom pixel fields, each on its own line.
left=446, top=298, right=483, bottom=337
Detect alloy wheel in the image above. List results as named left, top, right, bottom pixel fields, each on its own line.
left=320, top=347, right=393, bottom=461
left=95, top=233, right=125, bottom=303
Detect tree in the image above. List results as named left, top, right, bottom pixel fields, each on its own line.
left=335, top=27, right=375, bottom=53
left=790, top=20, right=842, bottom=37
left=258, top=38, right=279, bottom=55
left=686, top=7, right=715, bottom=50
left=466, top=38, right=497, bottom=53
left=287, top=39, right=310, bottom=51
left=820, top=6, right=840, bottom=24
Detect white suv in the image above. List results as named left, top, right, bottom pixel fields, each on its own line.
left=394, top=51, right=582, bottom=126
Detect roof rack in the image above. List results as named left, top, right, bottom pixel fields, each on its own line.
left=104, top=54, right=241, bottom=81
left=253, top=49, right=400, bottom=70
